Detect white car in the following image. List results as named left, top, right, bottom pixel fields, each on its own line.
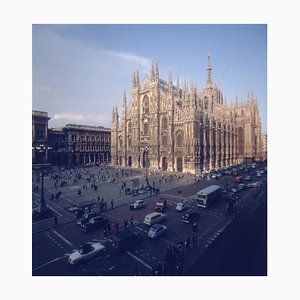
left=68, top=242, right=105, bottom=265
left=176, top=202, right=187, bottom=212
left=247, top=182, right=258, bottom=188
left=238, top=183, right=246, bottom=191
left=129, top=200, right=146, bottom=210
left=232, top=187, right=238, bottom=193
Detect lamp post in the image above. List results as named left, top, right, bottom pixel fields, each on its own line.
left=34, top=144, right=52, bottom=214
left=145, top=147, right=149, bottom=186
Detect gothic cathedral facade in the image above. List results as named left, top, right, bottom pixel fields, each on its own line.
left=111, top=56, right=263, bottom=174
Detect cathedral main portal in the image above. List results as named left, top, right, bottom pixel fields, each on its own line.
left=176, top=157, right=183, bottom=172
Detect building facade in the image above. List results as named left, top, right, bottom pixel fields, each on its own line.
left=32, top=110, right=51, bottom=164
left=48, top=124, right=111, bottom=166
left=32, top=111, right=111, bottom=166
left=111, top=56, right=263, bottom=174
left=261, top=133, right=267, bottom=161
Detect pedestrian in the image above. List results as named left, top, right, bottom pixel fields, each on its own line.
left=124, top=218, right=128, bottom=229
left=176, top=262, right=183, bottom=275
left=111, top=199, right=114, bottom=209
left=115, top=220, right=119, bottom=232
left=130, top=216, right=134, bottom=225
left=111, top=222, right=116, bottom=233
left=54, top=216, right=58, bottom=227
left=192, top=233, right=196, bottom=249
left=193, top=222, right=198, bottom=235
left=185, top=235, right=191, bottom=250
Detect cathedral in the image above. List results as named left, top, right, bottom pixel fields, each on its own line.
left=111, top=55, right=263, bottom=174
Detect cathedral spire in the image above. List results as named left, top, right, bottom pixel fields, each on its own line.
left=112, top=106, right=115, bottom=123
left=168, top=66, right=173, bottom=89
left=176, top=75, right=180, bottom=98
left=155, top=60, right=159, bottom=81
left=115, top=106, right=119, bottom=121
left=132, top=71, right=136, bottom=90
left=151, top=59, right=155, bottom=81
left=122, top=90, right=127, bottom=121
left=206, top=53, right=213, bottom=86
left=136, top=69, right=140, bottom=87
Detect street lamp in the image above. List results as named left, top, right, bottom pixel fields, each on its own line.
left=34, top=144, right=52, bottom=214
left=145, top=147, right=149, bottom=185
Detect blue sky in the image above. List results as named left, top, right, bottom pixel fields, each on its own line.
left=32, top=24, right=267, bottom=132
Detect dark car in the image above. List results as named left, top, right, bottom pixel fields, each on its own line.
left=112, top=229, right=142, bottom=252
left=81, top=216, right=109, bottom=232
left=182, top=210, right=200, bottom=224
left=77, top=212, right=100, bottom=226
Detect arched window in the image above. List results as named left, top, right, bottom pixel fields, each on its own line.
left=143, top=120, right=149, bottom=135
left=162, top=116, right=168, bottom=130
left=204, top=96, right=208, bottom=110
left=176, top=134, right=183, bottom=147
left=143, top=95, right=150, bottom=114
left=162, top=135, right=167, bottom=146
left=128, top=137, right=132, bottom=147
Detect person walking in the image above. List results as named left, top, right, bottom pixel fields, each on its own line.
left=192, top=232, right=197, bottom=249
left=130, top=216, right=134, bottom=225
left=111, top=199, right=114, bottom=210
left=192, top=222, right=198, bottom=236
left=54, top=216, right=58, bottom=227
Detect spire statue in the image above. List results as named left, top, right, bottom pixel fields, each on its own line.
left=206, top=53, right=213, bottom=86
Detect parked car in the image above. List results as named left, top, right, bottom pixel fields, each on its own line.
left=125, top=188, right=132, bottom=195
left=129, top=200, right=145, bottom=210
left=112, top=229, right=142, bottom=252
left=68, top=242, right=105, bottom=265
left=215, top=173, right=222, bottom=180
left=176, top=202, right=187, bottom=212
left=81, top=216, right=110, bottom=232
left=182, top=210, right=200, bottom=224
left=148, top=224, right=168, bottom=239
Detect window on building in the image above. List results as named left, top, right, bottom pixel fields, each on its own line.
left=176, top=134, right=183, bottom=147
left=143, top=95, right=150, bottom=114
left=162, top=135, right=167, bottom=146
left=162, top=116, right=168, bottom=130
left=144, top=120, right=149, bottom=135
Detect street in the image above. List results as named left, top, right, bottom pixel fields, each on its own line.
left=32, top=162, right=267, bottom=275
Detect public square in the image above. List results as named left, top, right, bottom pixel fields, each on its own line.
left=32, top=162, right=267, bottom=275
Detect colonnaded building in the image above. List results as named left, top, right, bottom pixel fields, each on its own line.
left=111, top=56, right=264, bottom=174
left=32, top=110, right=111, bottom=166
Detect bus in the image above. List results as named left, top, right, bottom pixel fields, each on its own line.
left=196, top=185, right=222, bottom=208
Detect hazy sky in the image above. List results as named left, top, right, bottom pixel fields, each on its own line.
left=32, top=24, right=267, bottom=132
